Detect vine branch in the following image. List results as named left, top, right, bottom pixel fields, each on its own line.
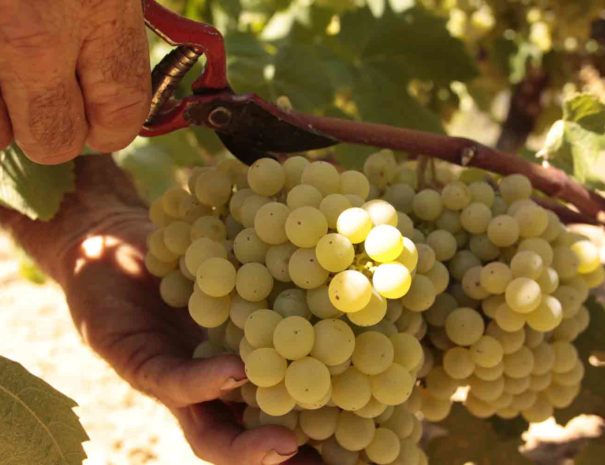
left=293, top=112, right=605, bottom=226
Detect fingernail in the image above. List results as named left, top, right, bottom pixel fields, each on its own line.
left=220, top=377, right=248, bottom=391
left=262, top=449, right=297, bottom=465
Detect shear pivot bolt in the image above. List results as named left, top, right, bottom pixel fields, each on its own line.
left=208, top=106, right=232, bottom=128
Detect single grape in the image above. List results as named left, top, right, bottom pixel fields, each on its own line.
left=283, top=156, right=309, bottom=188
left=311, top=318, right=355, bottom=366
left=265, top=243, right=297, bottom=282
left=479, top=262, right=512, bottom=294
left=287, top=184, right=323, bottom=209
left=334, top=411, right=376, bottom=451
left=505, top=277, right=541, bottom=313
left=502, top=346, right=535, bottom=379
left=339, top=170, right=370, bottom=199
left=320, top=194, right=352, bottom=229
left=426, top=229, right=457, bottom=261
left=445, top=307, right=485, bottom=346
left=347, top=289, right=388, bottom=327
left=487, top=215, right=519, bottom=247
left=272, top=316, right=314, bottom=360
left=331, top=367, right=372, bottom=411
left=236, top=263, right=274, bottom=302
left=443, top=347, right=475, bottom=379
left=195, top=257, right=236, bottom=298
left=401, top=275, right=436, bottom=312
left=460, top=202, right=492, bottom=234
left=526, top=295, right=563, bottom=332
left=329, top=270, right=373, bottom=312
left=337, top=207, right=373, bottom=244
left=247, top=158, right=285, bottom=196
left=233, top=228, right=269, bottom=264
left=301, top=161, right=340, bottom=195
left=352, top=331, right=394, bottom=375
left=316, top=233, right=355, bottom=272
left=365, top=427, right=401, bottom=465
left=469, top=181, right=495, bottom=207
left=363, top=199, right=398, bottom=226
left=470, top=335, right=503, bottom=368
left=424, top=261, right=450, bottom=294
left=285, top=206, right=328, bottom=248
left=195, top=169, right=232, bottom=207
left=373, top=263, right=412, bottom=299
left=244, top=309, right=282, bottom=348
left=155, top=263, right=193, bottom=305
left=254, top=202, right=290, bottom=245
left=256, top=382, right=296, bottom=416
left=412, top=189, right=443, bottom=221
left=441, top=181, right=472, bottom=210
left=285, top=356, right=331, bottom=403
left=245, top=348, right=287, bottom=387
left=299, top=407, right=339, bottom=440
left=499, top=174, right=532, bottom=204
left=289, top=247, right=330, bottom=289
left=383, top=183, right=415, bottom=213
left=306, top=286, right=342, bottom=319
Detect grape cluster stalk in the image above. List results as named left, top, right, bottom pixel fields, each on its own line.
left=145, top=151, right=604, bottom=465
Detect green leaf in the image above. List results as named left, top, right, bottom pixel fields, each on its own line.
left=113, top=142, right=178, bottom=203
left=0, top=146, right=75, bottom=221
left=352, top=63, right=444, bottom=132
left=0, top=356, right=88, bottom=465
left=564, top=93, right=605, bottom=133
left=554, top=297, right=605, bottom=424
left=539, top=94, right=605, bottom=190
left=225, top=31, right=273, bottom=94
left=272, top=43, right=334, bottom=112
left=428, top=404, right=532, bottom=465
left=361, top=7, right=478, bottom=83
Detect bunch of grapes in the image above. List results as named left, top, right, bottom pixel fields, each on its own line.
left=145, top=150, right=604, bottom=465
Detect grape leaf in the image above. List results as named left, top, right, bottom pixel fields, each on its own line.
left=272, top=42, right=335, bottom=112
left=0, top=356, right=88, bottom=465
left=360, top=7, right=478, bottom=83
left=113, top=142, right=178, bottom=203
left=427, top=404, right=532, bottom=465
left=0, top=146, right=75, bottom=221
left=539, top=94, right=605, bottom=190
left=554, top=296, right=605, bottom=424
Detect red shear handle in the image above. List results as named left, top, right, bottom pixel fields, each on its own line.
left=143, top=0, right=228, bottom=90
left=141, top=0, right=230, bottom=136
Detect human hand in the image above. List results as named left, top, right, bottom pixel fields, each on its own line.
left=58, top=213, right=323, bottom=465
left=0, top=0, right=151, bottom=163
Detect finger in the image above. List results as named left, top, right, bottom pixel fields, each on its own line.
left=78, top=0, right=151, bottom=153
left=0, top=92, right=12, bottom=149
left=176, top=402, right=299, bottom=465
left=0, top=2, right=87, bottom=163
left=140, top=353, right=246, bottom=408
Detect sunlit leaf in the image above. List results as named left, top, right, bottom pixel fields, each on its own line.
left=0, top=356, right=88, bottom=465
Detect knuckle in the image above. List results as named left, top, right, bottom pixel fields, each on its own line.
left=20, top=142, right=82, bottom=165
left=89, top=92, right=150, bottom=132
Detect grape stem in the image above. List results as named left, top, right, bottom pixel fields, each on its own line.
left=294, top=112, right=605, bottom=226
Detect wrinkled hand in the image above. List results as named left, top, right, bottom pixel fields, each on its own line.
left=59, top=213, right=323, bottom=465
left=0, top=0, right=151, bottom=163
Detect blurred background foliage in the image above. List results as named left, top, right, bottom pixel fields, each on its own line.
left=116, top=0, right=605, bottom=203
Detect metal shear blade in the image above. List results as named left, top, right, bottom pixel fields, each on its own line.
left=142, top=0, right=337, bottom=164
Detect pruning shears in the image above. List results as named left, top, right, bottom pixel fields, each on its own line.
left=141, top=0, right=338, bottom=165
